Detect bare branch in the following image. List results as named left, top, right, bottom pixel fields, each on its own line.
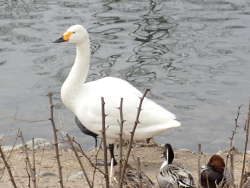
left=66, top=134, right=92, bottom=188
left=92, top=140, right=103, bottom=187
left=119, top=89, right=150, bottom=188
left=0, top=130, right=19, bottom=181
left=225, top=105, right=241, bottom=186
left=137, top=157, right=142, bottom=188
left=18, top=130, right=36, bottom=188
left=0, top=145, right=17, bottom=188
left=101, top=97, right=109, bottom=188
left=25, top=160, right=31, bottom=188
left=47, top=92, right=64, bottom=188
left=240, top=102, right=250, bottom=188
left=197, top=144, right=201, bottom=188
left=72, top=140, right=105, bottom=176
left=118, top=98, right=124, bottom=186
left=32, top=138, right=37, bottom=188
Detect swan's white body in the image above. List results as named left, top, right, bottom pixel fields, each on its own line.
left=58, top=25, right=181, bottom=143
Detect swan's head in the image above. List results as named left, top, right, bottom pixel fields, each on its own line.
left=54, top=25, right=89, bottom=44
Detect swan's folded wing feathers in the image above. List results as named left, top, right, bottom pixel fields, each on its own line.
left=76, top=77, right=180, bottom=139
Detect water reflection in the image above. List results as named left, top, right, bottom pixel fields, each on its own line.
left=122, top=0, right=177, bottom=85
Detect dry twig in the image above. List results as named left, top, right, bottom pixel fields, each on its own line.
left=240, top=102, right=250, bottom=188
left=25, top=160, right=31, bottom=188
left=0, top=131, right=19, bottom=181
left=137, top=157, right=142, bottom=188
left=118, top=98, right=125, bottom=186
left=0, top=145, right=17, bottom=188
left=91, top=140, right=103, bottom=187
left=66, top=134, right=92, bottom=188
left=225, top=105, right=241, bottom=186
left=18, top=130, right=37, bottom=188
left=72, top=140, right=105, bottom=175
left=32, top=138, right=36, bottom=188
left=119, top=89, right=150, bottom=188
left=101, top=97, right=109, bottom=188
left=47, top=92, right=64, bottom=188
left=197, top=144, right=201, bottom=188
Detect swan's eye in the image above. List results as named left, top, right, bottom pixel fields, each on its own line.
left=72, top=32, right=76, bottom=34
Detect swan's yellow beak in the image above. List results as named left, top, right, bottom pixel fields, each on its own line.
left=53, top=32, right=73, bottom=43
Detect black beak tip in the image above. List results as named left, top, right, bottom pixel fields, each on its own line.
left=53, top=37, right=65, bottom=43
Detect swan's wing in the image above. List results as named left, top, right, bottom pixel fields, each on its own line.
left=75, top=77, right=180, bottom=139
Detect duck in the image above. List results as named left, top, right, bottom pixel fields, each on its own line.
left=242, top=172, right=250, bottom=188
left=54, top=25, right=181, bottom=165
left=200, top=154, right=230, bottom=188
left=74, top=116, right=98, bottom=148
left=112, top=162, right=154, bottom=188
left=157, top=143, right=195, bottom=188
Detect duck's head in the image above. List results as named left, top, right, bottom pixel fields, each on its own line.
left=54, top=25, right=89, bottom=44
left=207, top=154, right=225, bottom=173
left=163, top=143, right=174, bottom=164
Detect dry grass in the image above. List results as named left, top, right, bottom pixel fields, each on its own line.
left=0, top=142, right=248, bottom=188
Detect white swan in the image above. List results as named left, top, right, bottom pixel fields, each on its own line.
left=54, top=25, right=181, bottom=163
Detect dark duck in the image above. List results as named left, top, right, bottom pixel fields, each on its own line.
left=200, top=154, right=231, bottom=188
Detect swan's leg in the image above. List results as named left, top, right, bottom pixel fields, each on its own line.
left=108, top=144, right=117, bottom=166
left=94, top=137, right=98, bottom=148
left=95, top=144, right=117, bottom=166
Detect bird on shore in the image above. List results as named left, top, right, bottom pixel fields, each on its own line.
left=200, top=155, right=230, bottom=188
left=112, top=162, right=154, bottom=188
left=242, top=172, right=250, bottom=188
left=54, top=24, right=181, bottom=165
left=157, top=143, right=195, bottom=188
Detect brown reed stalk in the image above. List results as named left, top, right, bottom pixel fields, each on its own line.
left=25, top=160, right=31, bottom=188
left=225, top=105, right=241, bottom=186
left=240, top=102, right=250, bottom=188
left=230, top=151, right=235, bottom=188
left=0, top=131, right=19, bottom=180
left=118, top=98, right=125, bottom=186
left=91, top=140, right=103, bottom=187
left=0, top=145, right=17, bottom=188
left=32, top=138, right=36, bottom=188
left=18, top=130, right=37, bottom=188
left=36, top=142, right=46, bottom=185
left=47, top=92, right=64, bottom=188
left=72, top=140, right=105, bottom=176
left=66, top=134, right=92, bottom=188
left=137, top=157, right=142, bottom=188
left=119, top=89, right=150, bottom=188
left=197, top=144, right=201, bottom=188
left=72, top=139, right=104, bottom=187
left=101, top=97, right=109, bottom=188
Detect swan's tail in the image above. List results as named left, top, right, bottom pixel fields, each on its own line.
left=134, top=120, right=181, bottom=140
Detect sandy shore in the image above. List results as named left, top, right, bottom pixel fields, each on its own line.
left=0, top=141, right=248, bottom=188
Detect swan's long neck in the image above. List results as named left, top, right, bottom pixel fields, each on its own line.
left=61, top=39, right=91, bottom=111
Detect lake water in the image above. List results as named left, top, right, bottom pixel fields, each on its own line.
left=1, top=0, right=250, bottom=152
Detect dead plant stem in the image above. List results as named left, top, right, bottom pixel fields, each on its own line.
left=118, top=98, right=124, bottom=186
left=18, top=130, right=37, bottom=188
left=101, top=97, right=109, bottom=188
left=0, top=145, right=17, bottom=188
left=240, top=102, right=250, bottom=188
left=66, top=134, right=92, bottom=188
left=47, top=92, right=64, bottom=188
left=119, top=89, right=150, bottom=188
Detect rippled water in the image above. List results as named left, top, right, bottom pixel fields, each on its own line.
left=1, top=0, right=250, bottom=152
